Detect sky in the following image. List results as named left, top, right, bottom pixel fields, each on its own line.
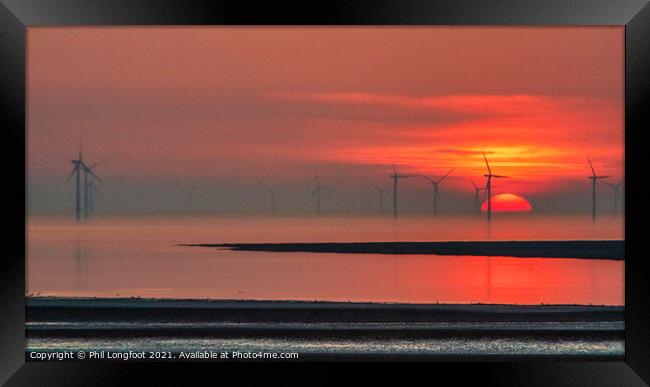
left=27, top=27, right=624, bottom=215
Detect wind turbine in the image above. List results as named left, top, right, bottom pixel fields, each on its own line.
left=466, top=174, right=485, bottom=214
left=587, top=158, right=611, bottom=220
left=390, top=163, right=414, bottom=218
left=188, top=180, right=198, bottom=210
left=264, top=184, right=282, bottom=215
left=82, top=160, right=104, bottom=219
left=66, top=138, right=86, bottom=222
left=308, top=171, right=332, bottom=215
left=483, top=152, right=510, bottom=221
left=420, top=169, right=454, bottom=217
left=371, top=184, right=391, bottom=215
left=87, top=179, right=103, bottom=217
left=605, top=178, right=624, bottom=213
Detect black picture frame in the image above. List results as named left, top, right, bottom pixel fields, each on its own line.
left=1, top=0, right=649, bottom=385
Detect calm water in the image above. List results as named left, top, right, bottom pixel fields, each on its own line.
left=26, top=214, right=624, bottom=305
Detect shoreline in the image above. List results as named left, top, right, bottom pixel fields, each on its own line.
left=26, top=296, right=624, bottom=309
left=27, top=297, right=624, bottom=323
left=182, top=240, right=624, bottom=259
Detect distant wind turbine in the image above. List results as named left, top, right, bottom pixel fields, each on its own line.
left=390, top=163, right=414, bottom=218
left=483, top=152, right=510, bottom=221
left=420, top=169, right=454, bottom=217
left=264, top=184, right=282, bottom=215
left=466, top=174, right=485, bottom=214
left=188, top=180, right=198, bottom=210
left=587, top=158, right=611, bottom=220
left=67, top=137, right=101, bottom=222
left=66, top=140, right=84, bottom=222
left=308, top=171, right=332, bottom=215
left=605, top=178, right=624, bottom=213
left=82, top=160, right=104, bottom=219
left=87, top=179, right=103, bottom=217
left=371, top=184, right=391, bottom=215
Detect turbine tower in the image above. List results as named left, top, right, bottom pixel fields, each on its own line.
left=605, top=178, right=624, bottom=213
left=420, top=169, right=454, bottom=217
left=188, top=180, right=198, bottom=210
left=264, top=185, right=282, bottom=215
left=588, top=158, right=611, bottom=220
left=372, top=184, right=391, bottom=214
left=483, top=152, right=510, bottom=221
left=390, top=163, right=414, bottom=218
left=67, top=157, right=83, bottom=221
left=82, top=161, right=103, bottom=219
left=466, top=174, right=485, bottom=214
left=87, top=179, right=103, bottom=217
left=66, top=138, right=86, bottom=222
left=308, top=171, right=332, bottom=215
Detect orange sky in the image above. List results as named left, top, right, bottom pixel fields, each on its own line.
left=27, top=27, right=624, bottom=214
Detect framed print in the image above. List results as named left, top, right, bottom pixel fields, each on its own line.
left=1, top=0, right=649, bottom=385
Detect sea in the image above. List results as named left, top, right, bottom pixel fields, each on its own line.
left=26, top=214, right=624, bottom=358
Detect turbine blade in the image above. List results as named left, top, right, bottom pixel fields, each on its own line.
left=419, top=174, right=434, bottom=183
left=587, top=158, right=596, bottom=176
left=66, top=165, right=77, bottom=181
left=307, top=189, right=317, bottom=202
left=84, top=165, right=103, bottom=183
left=78, top=134, right=83, bottom=160
left=437, top=168, right=454, bottom=183
left=492, top=175, right=510, bottom=178
left=86, top=158, right=107, bottom=170
left=483, top=152, right=492, bottom=174
left=92, top=184, right=104, bottom=198
left=465, top=173, right=478, bottom=189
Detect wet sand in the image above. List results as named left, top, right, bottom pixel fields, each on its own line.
left=27, top=297, right=623, bottom=336
left=26, top=297, right=623, bottom=360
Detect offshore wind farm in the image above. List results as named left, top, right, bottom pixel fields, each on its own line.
left=55, top=143, right=622, bottom=222
left=26, top=26, right=624, bottom=359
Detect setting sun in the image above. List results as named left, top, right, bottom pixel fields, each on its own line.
left=481, top=193, right=532, bottom=213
